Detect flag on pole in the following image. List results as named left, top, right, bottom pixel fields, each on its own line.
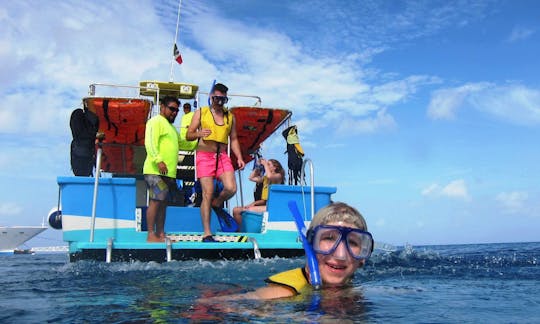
left=174, top=43, right=183, bottom=65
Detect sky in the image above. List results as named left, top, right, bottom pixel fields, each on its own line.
left=1, top=0, right=539, bottom=247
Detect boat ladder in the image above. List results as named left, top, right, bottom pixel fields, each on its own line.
left=300, top=158, right=315, bottom=221
left=105, top=237, right=174, bottom=263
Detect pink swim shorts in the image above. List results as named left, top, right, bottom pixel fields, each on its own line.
left=196, top=151, right=234, bottom=178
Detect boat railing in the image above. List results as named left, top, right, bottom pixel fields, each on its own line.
left=89, top=83, right=159, bottom=99
left=300, top=158, right=315, bottom=222
left=90, top=136, right=104, bottom=242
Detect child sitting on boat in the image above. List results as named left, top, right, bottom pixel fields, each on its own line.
left=232, top=158, right=285, bottom=231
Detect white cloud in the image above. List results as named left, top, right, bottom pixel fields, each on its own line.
left=375, top=218, right=386, bottom=227
left=421, top=179, right=470, bottom=201
left=427, top=82, right=490, bottom=120
left=421, top=183, right=440, bottom=196
left=427, top=83, right=540, bottom=125
left=442, top=179, right=470, bottom=201
left=0, top=202, right=23, bottom=216
left=507, top=26, right=536, bottom=43
left=496, top=191, right=528, bottom=214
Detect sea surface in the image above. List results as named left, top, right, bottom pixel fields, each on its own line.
left=0, top=242, right=538, bottom=323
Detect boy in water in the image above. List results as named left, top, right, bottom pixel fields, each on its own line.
left=203, top=202, right=373, bottom=300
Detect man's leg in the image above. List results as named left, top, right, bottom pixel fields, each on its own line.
left=146, top=199, right=164, bottom=242
left=232, top=206, right=244, bottom=230
left=144, top=175, right=169, bottom=242
left=214, top=170, right=237, bottom=206
left=156, top=202, right=167, bottom=239
left=199, top=176, right=215, bottom=237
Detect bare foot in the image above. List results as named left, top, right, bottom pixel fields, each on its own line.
left=147, top=233, right=165, bottom=242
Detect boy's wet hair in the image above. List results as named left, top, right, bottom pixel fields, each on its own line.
left=308, top=202, right=368, bottom=231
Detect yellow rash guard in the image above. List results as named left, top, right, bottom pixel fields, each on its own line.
left=143, top=114, right=179, bottom=178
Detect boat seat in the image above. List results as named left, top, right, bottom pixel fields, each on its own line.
left=251, top=184, right=337, bottom=221
left=241, top=210, right=265, bottom=233
left=239, top=184, right=280, bottom=233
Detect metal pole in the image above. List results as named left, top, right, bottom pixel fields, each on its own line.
left=300, top=158, right=315, bottom=221
left=237, top=169, right=244, bottom=207
left=169, top=0, right=183, bottom=82
left=90, top=134, right=105, bottom=242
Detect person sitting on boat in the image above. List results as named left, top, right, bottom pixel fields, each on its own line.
left=201, top=202, right=373, bottom=300
left=178, top=102, right=198, bottom=151
left=143, top=96, right=181, bottom=242
left=185, top=83, right=245, bottom=242
left=232, top=158, right=285, bottom=231
left=251, top=152, right=264, bottom=201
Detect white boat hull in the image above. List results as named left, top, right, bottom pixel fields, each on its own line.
left=0, top=226, right=47, bottom=253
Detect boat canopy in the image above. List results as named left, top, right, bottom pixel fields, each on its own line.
left=139, top=80, right=199, bottom=101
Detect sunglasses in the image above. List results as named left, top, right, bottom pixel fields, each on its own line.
left=212, top=96, right=229, bottom=104
left=166, top=106, right=179, bottom=113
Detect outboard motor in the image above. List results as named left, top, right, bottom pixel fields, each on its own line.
left=47, top=207, right=62, bottom=230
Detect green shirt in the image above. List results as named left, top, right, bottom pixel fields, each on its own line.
left=143, top=115, right=179, bottom=178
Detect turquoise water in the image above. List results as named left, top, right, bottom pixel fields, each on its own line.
left=0, top=242, right=538, bottom=323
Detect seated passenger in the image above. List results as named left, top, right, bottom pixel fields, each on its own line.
left=232, top=159, right=285, bottom=230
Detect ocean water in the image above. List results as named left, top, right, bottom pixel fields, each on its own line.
left=0, top=242, right=538, bottom=323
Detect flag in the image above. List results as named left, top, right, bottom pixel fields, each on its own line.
left=174, top=43, right=183, bottom=65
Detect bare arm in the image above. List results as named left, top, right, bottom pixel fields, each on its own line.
left=263, top=160, right=282, bottom=184
left=186, top=109, right=212, bottom=141
left=229, top=116, right=245, bottom=170
left=198, top=284, right=295, bottom=302
left=249, top=168, right=263, bottom=183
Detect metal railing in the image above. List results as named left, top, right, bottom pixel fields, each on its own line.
left=300, top=158, right=315, bottom=221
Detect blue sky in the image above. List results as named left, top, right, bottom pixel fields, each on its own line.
left=1, top=0, right=539, bottom=247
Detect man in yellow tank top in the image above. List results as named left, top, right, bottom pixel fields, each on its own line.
left=186, top=83, right=245, bottom=242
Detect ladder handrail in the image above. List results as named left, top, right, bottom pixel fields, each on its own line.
left=300, top=158, right=315, bottom=221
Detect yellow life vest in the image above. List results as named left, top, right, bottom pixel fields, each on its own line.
left=261, top=176, right=269, bottom=200
left=265, top=267, right=310, bottom=294
left=200, top=106, right=233, bottom=144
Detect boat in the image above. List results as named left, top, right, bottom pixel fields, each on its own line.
left=0, top=226, right=47, bottom=254
left=13, top=249, right=36, bottom=255
left=49, top=80, right=337, bottom=262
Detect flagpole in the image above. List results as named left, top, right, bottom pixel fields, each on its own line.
left=169, top=0, right=182, bottom=82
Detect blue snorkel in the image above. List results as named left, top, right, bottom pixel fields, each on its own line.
left=208, top=79, right=216, bottom=106
left=288, top=200, right=322, bottom=290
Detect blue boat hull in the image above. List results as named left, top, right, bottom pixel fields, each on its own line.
left=56, top=176, right=336, bottom=262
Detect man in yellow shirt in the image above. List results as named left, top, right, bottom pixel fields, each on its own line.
left=143, top=96, right=180, bottom=242
left=178, top=102, right=198, bottom=151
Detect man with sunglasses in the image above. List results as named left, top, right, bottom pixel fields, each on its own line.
left=186, top=83, right=245, bottom=242
left=143, top=96, right=181, bottom=242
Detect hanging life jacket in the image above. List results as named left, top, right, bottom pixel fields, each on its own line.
left=69, top=108, right=99, bottom=176
left=282, top=125, right=304, bottom=185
